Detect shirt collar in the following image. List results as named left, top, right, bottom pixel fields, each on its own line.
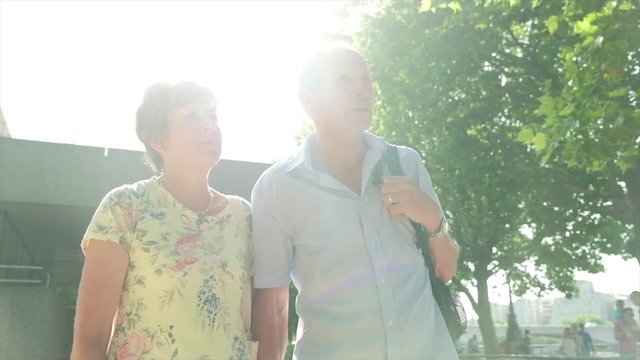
left=283, top=131, right=387, bottom=174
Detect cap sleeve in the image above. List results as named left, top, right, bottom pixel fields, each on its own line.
left=81, top=186, right=137, bottom=253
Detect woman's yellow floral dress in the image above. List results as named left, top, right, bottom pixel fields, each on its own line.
left=82, top=178, right=253, bottom=360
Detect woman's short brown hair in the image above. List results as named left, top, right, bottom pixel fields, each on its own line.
left=135, top=82, right=214, bottom=172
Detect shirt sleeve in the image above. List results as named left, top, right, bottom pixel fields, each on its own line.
left=251, top=172, right=293, bottom=289
left=81, top=186, right=136, bottom=253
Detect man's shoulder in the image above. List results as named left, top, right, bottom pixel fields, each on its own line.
left=257, top=154, right=299, bottom=182
left=393, top=143, right=423, bottom=161
left=252, top=152, right=302, bottom=199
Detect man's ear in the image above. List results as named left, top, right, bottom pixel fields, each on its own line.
left=298, top=87, right=315, bottom=117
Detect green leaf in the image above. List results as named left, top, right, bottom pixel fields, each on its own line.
left=589, top=159, right=606, bottom=172
left=517, top=127, right=535, bottom=144
left=545, top=16, right=559, bottom=35
left=581, top=35, right=595, bottom=47
left=608, top=87, right=627, bottom=97
left=619, top=2, right=633, bottom=11
left=559, top=105, right=574, bottom=116
left=447, top=1, right=462, bottom=13
left=534, top=132, right=548, bottom=151
left=564, top=59, right=578, bottom=79
left=542, top=143, right=554, bottom=164
left=535, top=95, right=557, bottom=117
left=419, top=0, right=433, bottom=13
left=562, top=144, right=578, bottom=168
left=574, top=13, right=598, bottom=36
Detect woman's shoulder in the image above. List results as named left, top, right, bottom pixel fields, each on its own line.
left=223, top=195, right=251, bottom=232
left=100, top=178, right=157, bottom=206
left=224, top=195, right=250, bottom=211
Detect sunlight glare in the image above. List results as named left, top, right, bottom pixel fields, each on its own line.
left=0, top=0, right=346, bottom=162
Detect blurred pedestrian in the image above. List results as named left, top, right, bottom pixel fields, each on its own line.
left=560, top=327, right=577, bottom=357
left=615, top=307, right=639, bottom=358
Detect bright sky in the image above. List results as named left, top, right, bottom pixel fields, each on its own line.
left=0, top=0, right=353, bottom=163
left=1, top=1, right=637, bottom=303
left=486, top=255, right=639, bottom=305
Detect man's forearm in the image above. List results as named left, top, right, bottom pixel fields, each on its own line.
left=255, top=311, right=288, bottom=360
left=253, top=287, right=289, bottom=360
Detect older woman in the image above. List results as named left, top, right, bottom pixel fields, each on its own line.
left=71, top=82, right=253, bottom=359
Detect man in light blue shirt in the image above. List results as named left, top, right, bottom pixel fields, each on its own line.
left=251, top=43, right=460, bottom=360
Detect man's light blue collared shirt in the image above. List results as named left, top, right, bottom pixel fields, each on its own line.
left=252, top=132, right=458, bottom=359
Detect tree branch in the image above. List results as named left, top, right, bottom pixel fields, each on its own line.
left=453, top=278, right=478, bottom=310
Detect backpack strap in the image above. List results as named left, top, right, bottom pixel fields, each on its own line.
left=380, top=144, right=434, bottom=272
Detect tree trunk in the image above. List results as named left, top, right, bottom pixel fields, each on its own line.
left=623, top=163, right=640, bottom=265
left=475, top=268, right=498, bottom=354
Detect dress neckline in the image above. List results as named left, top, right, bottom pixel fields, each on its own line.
left=151, top=176, right=230, bottom=219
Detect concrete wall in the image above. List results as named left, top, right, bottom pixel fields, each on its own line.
left=0, top=287, right=72, bottom=360
left=0, top=137, right=269, bottom=207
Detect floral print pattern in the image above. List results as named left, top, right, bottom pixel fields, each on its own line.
left=197, top=274, right=221, bottom=331
left=116, top=330, right=154, bottom=360
left=82, top=178, right=252, bottom=359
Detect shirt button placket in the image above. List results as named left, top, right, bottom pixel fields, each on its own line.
left=360, top=204, right=399, bottom=358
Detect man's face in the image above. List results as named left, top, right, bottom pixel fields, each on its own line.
left=310, top=49, right=375, bottom=136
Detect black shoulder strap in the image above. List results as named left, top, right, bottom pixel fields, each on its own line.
left=381, top=143, right=434, bottom=271
left=381, top=143, right=403, bottom=176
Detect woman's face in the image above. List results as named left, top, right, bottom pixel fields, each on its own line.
left=154, top=100, right=222, bottom=171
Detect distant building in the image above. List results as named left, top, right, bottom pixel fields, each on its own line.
left=514, top=298, right=554, bottom=325
left=550, top=281, right=618, bottom=325
left=507, top=281, right=620, bottom=326
left=491, top=303, right=510, bottom=324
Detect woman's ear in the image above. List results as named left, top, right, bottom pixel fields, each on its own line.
left=148, top=134, right=166, bottom=154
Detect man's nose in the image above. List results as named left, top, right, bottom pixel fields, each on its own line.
left=354, top=80, right=373, bottom=98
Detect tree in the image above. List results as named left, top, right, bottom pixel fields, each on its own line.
left=356, top=0, right=632, bottom=353
left=514, top=0, right=640, bottom=264
left=505, top=280, right=524, bottom=354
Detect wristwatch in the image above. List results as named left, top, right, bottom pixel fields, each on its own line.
left=428, top=217, right=449, bottom=240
